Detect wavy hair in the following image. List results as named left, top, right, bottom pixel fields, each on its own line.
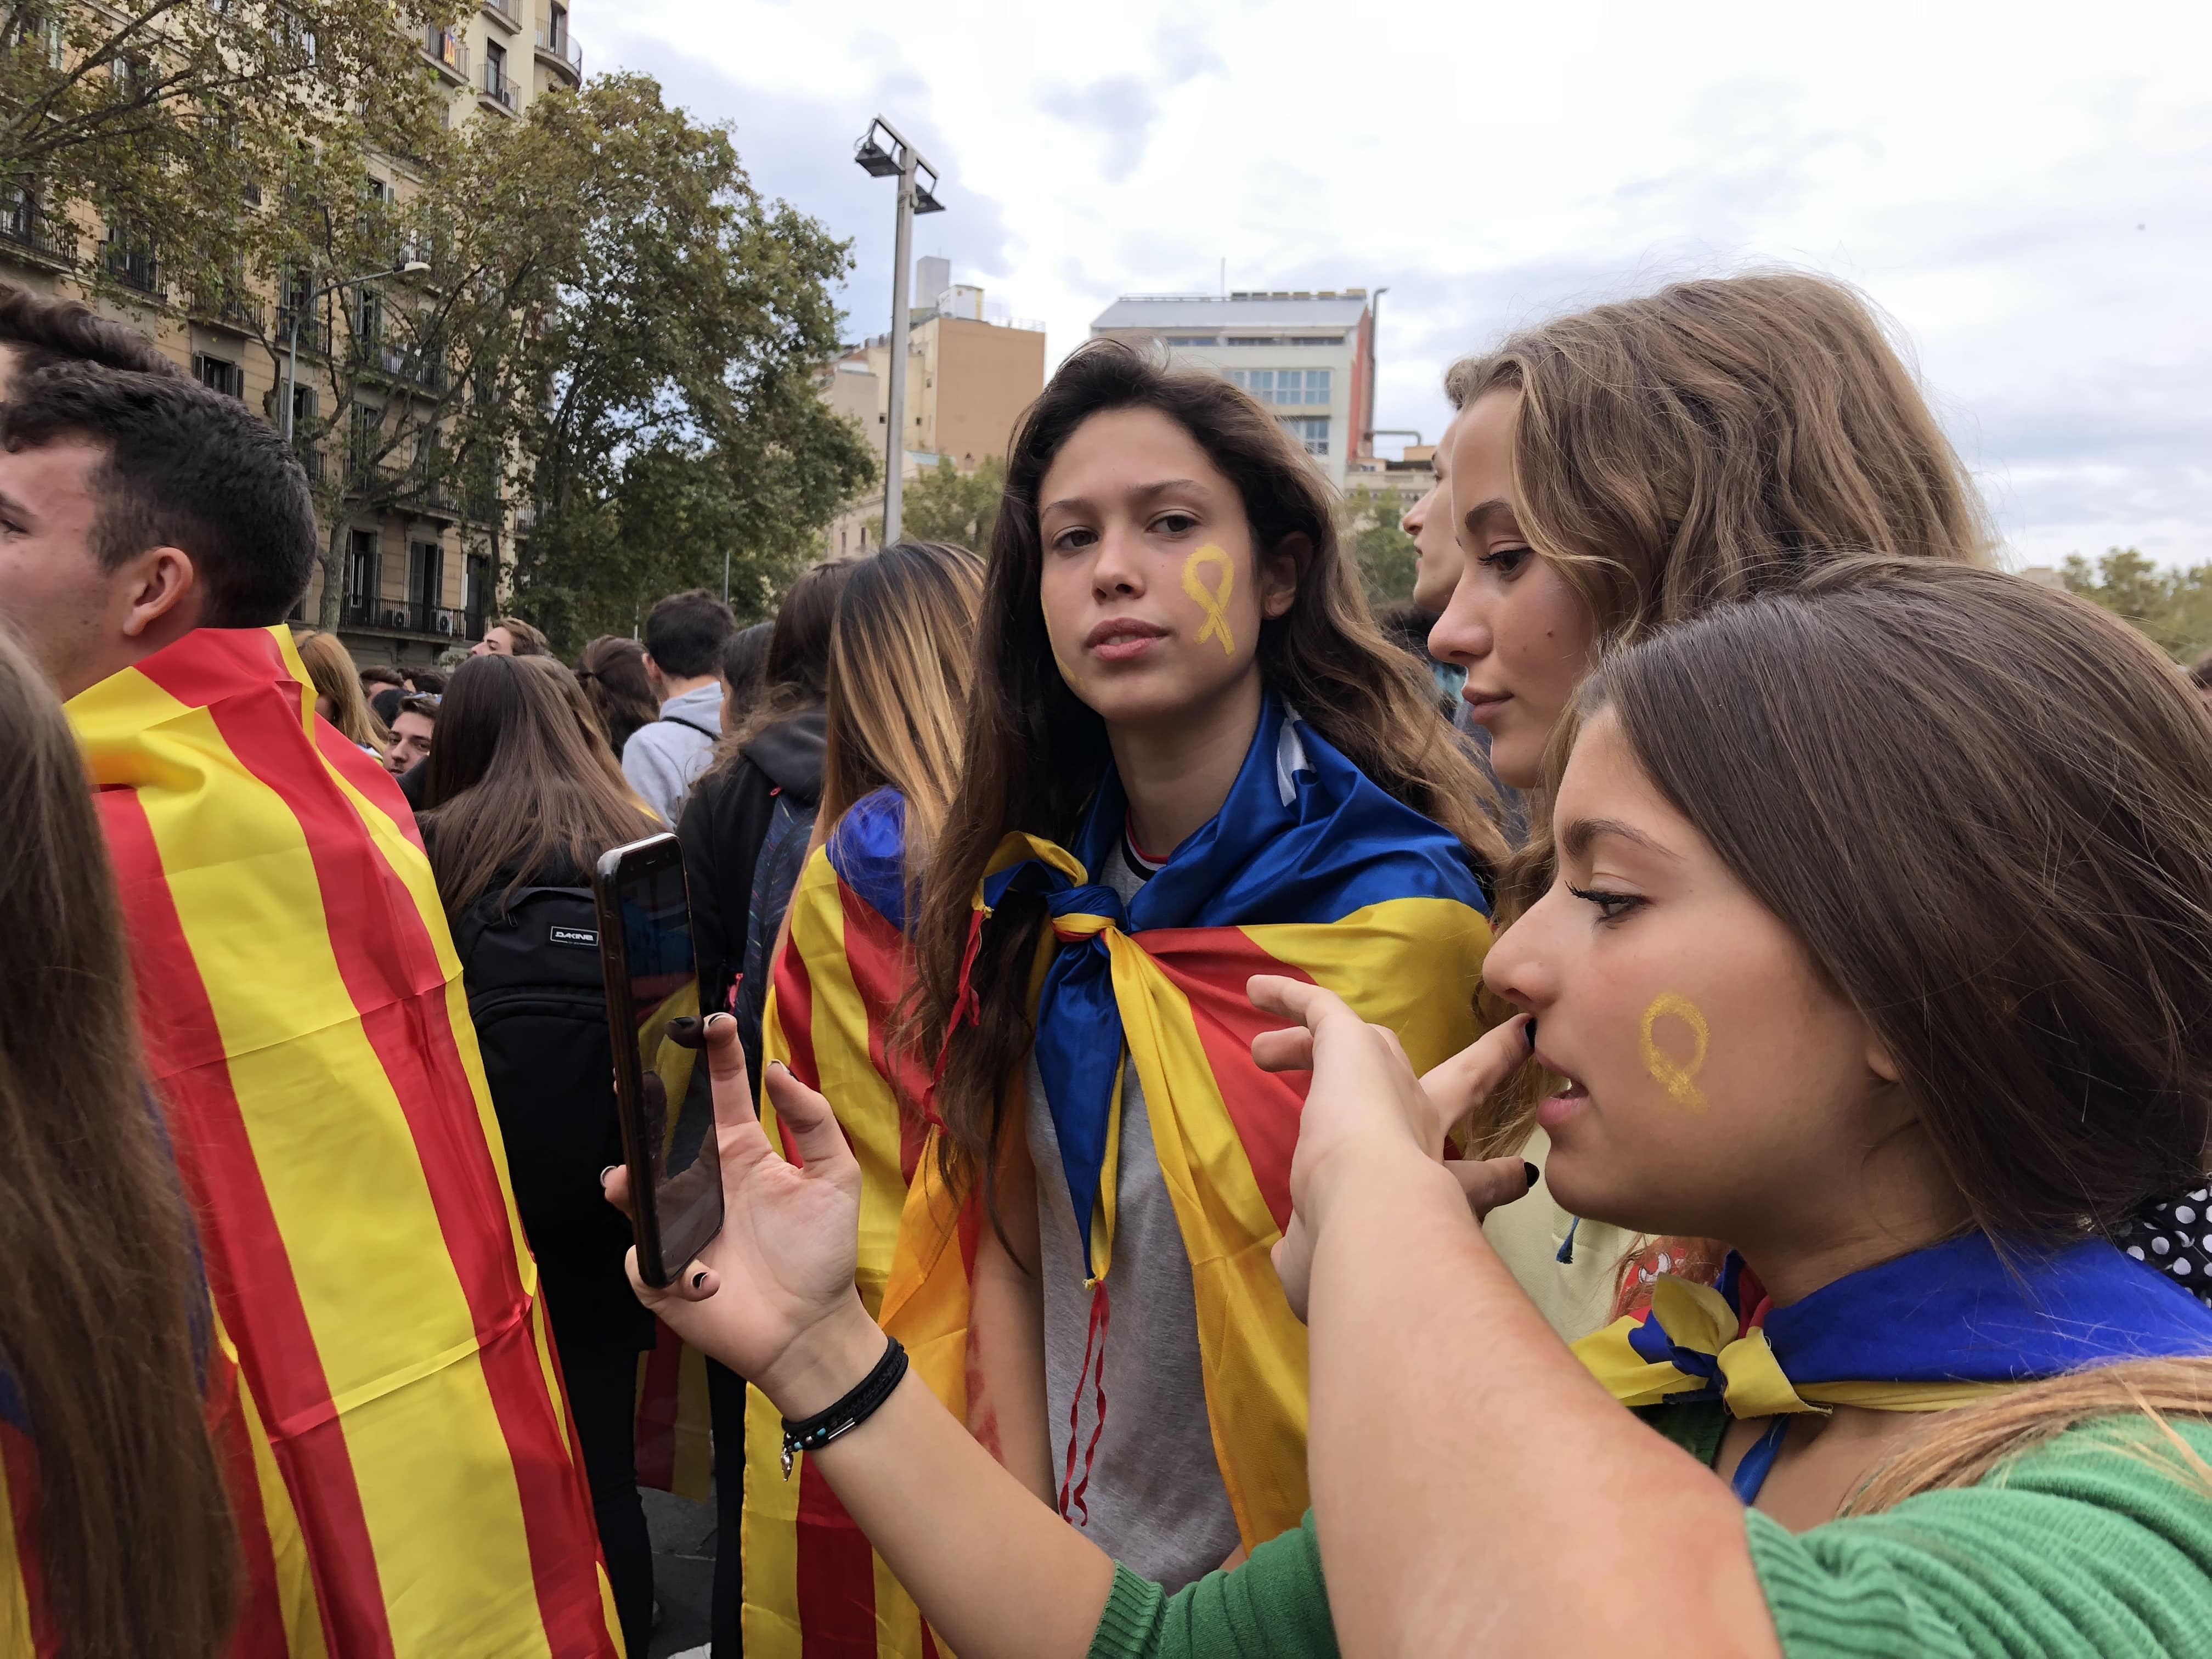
left=909, top=340, right=1508, bottom=1187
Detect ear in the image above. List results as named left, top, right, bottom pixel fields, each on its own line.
left=117, top=546, right=201, bottom=642
left=1259, top=534, right=1304, bottom=620
left=1865, top=1029, right=1903, bottom=1087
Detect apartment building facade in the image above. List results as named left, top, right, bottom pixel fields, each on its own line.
left=0, top=3, right=585, bottom=672
left=814, top=258, right=1047, bottom=554
left=1087, top=290, right=1374, bottom=492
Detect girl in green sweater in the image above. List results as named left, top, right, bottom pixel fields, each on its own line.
left=613, top=560, right=2212, bottom=1658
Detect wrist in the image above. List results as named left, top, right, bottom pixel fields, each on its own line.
left=1304, top=1138, right=1460, bottom=1237
left=755, top=1295, right=885, bottom=1421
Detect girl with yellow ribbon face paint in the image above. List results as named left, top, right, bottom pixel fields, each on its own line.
left=1032, top=405, right=1290, bottom=756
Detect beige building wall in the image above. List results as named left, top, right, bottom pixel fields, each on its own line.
left=930, top=316, right=1046, bottom=470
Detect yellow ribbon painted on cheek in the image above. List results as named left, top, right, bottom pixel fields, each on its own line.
left=1182, top=544, right=1237, bottom=656
left=1639, top=991, right=1709, bottom=1113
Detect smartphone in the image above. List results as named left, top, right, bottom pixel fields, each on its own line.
left=593, top=832, right=722, bottom=1287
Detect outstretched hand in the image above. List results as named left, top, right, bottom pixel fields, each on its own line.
left=1248, top=977, right=1534, bottom=1320
left=603, top=1013, right=879, bottom=1415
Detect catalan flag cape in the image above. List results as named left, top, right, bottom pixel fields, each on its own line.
left=744, top=698, right=1493, bottom=1658
left=67, top=627, right=623, bottom=1658
left=3, top=1249, right=324, bottom=1654
left=1573, top=1233, right=2212, bottom=1501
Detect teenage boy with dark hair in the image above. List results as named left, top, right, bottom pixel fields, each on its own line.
left=0, top=280, right=177, bottom=393
left=623, top=585, right=736, bottom=823
left=0, top=363, right=621, bottom=1656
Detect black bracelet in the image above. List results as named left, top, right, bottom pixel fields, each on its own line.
left=779, top=1333, right=908, bottom=1479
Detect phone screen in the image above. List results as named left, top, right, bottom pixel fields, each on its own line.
left=601, top=838, right=722, bottom=1283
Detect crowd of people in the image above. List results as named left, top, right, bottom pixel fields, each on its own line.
left=0, top=264, right=2209, bottom=1659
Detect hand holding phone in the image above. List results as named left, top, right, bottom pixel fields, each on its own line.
left=594, top=833, right=723, bottom=1286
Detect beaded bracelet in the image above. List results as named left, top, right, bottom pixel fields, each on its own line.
left=780, top=1333, right=909, bottom=1479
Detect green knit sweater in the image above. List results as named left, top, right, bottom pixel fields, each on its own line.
left=1086, top=1415, right=2212, bottom=1658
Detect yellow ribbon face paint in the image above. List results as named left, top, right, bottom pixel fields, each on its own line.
left=1639, top=992, right=1710, bottom=1113
left=1182, top=544, right=1237, bottom=656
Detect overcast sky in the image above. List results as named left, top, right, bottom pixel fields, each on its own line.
left=584, top=1, right=2210, bottom=571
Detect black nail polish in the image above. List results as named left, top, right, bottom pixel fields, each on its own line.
left=1525, top=1017, right=1537, bottom=1053
left=1523, top=1161, right=1540, bottom=1189
left=691, top=1271, right=707, bottom=1289
left=665, top=1015, right=704, bottom=1049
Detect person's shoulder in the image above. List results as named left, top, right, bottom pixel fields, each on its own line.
left=1751, top=1414, right=2212, bottom=1658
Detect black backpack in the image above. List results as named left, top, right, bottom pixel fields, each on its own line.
left=452, top=881, right=627, bottom=1247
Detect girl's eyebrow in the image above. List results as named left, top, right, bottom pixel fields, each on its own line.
left=1043, top=478, right=1204, bottom=517
left=1560, top=816, right=1680, bottom=863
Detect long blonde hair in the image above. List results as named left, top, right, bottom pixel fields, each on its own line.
left=293, top=628, right=391, bottom=754
left=1463, top=273, right=1995, bottom=1155
left=819, top=541, right=986, bottom=859
left=1850, top=1358, right=2212, bottom=1513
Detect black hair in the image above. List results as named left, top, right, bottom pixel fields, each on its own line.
left=410, top=667, right=448, bottom=695
left=0, top=282, right=178, bottom=380
left=0, top=364, right=315, bottom=627
left=644, top=588, right=736, bottom=679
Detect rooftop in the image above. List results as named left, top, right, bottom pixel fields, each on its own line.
left=1092, top=290, right=1370, bottom=332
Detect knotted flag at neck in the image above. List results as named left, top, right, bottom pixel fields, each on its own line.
left=964, top=695, right=1486, bottom=1282
left=1573, top=1232, right=2212, bottom=1500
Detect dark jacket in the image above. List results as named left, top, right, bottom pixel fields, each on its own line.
left=676, top=707, right=827, bottom=1084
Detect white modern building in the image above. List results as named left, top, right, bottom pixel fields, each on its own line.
left=1088, top=290, right=1375, bottom=490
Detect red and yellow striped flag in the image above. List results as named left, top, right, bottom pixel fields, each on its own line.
left=742, top=705, right=1493, bottom=1658
left=66, top=627, right=624, bottom=1658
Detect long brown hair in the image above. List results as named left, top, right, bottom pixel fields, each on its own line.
left=578, top=634, right=658, bottom=754
left=1463, top=273, right=1995, bottom=1155
left=294, top=628, right=390, bottom=754
left=1585, top=560, right=2212, bottom=1498
left=419, top=653, right=657, bottom=917
left=1591, top=559, right=2212, bottom=1244
left=711, top=556, right=857, bottom=772
left=910, top=341, right=1509, bottom=1183
left=0, top=625, right=240, bottom=1657
left=818, top=540, right=986, bottom=853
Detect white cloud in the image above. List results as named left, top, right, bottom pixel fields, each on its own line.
left=582, top=0, right=2212, bottom=567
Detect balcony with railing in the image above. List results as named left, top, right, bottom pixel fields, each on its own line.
left=534, top=25, right=582, bottom=80
left=480, top=59, right=516, bottom=110
left=376, top=340, right=447, bottom=392
left=276, top=305, right=332, bottom=357
left=422, top=25, right=469, bottom=84
left=481, top=0, right=521, bottom=25
left=341, top=595, right=472, bottom=639
left=292, top=440, right=325, bottom=483
left=105, top=238, right=160, bottom=297
left=0, top=190, right=70, bottom=266
left=191, top=284, right=266, bottom=334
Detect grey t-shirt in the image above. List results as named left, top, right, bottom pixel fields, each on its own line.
left=1025, top=842, right=1243, bottom=1591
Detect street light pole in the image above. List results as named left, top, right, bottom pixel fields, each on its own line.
left=853, top=116, right=945, bottom=549
left=281, top=259, right=431, bottom=447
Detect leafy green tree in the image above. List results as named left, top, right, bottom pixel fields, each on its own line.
left=2059, top=548, right=2212, bottom=663
left=1, top=0, right=452, bottom=306
left=1345, top=483, right=1419, bottom=607
left=500, top=75, right=874, bottom=648
left=888, top=455, right=1005, bottom=551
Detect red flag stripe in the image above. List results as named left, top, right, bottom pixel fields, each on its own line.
left=634, top=1326, right=686, bottom=1491
left=837, top=885, right=934, bottom=1183
left=794, top=1459, right=878, bottom=1659
left=1, top=1426, right=60, bottom=1658
left=773, top=923, right=821, bottom=1090
left=97, top=786, right=391, bottom=1654
left=1139, top=927, right=1318, bottom=1231
left=176, top=675, right=613, bottom=1656
left=207, top=1352, right=295, bottom=1659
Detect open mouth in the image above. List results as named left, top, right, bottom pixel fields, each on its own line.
left=1534, top=1059, right=1588, bottom=1129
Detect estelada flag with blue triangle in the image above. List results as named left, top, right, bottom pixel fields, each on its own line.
left=64, top=626, right=623, bottom=1657
left=743, top=696, right=1493, bottom=1659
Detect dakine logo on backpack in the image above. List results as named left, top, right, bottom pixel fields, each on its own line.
left=548, top=924, right=598, bottom=949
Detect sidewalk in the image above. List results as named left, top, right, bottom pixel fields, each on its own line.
left=644, top=1483, right=716, bottom=1658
